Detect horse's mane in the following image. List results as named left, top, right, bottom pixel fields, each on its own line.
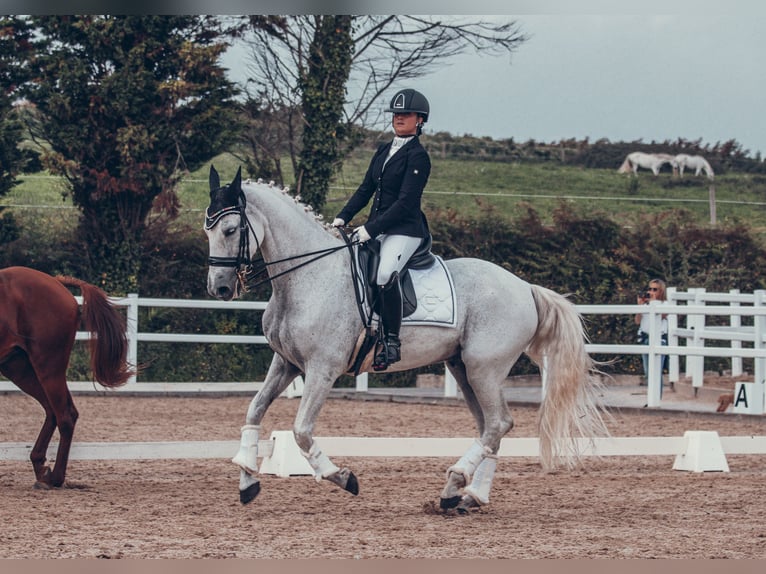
left=243, top=178, right=342, bottom=239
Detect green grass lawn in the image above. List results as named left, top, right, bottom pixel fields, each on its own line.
left=5, top=148, right=766, bottom=242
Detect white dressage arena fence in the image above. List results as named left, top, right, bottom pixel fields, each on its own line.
left=2, top=430, right=765, bottom=474
left=1, top=289, right=765, bottom=409
left=2, top=290, right=765, bottom=474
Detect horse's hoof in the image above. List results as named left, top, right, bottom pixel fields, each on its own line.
left=456, top=495, right=481, bottom=514
left=439, top=495, right=461, bottom=510
left=239, top=481, right=261, bottom=505
left=344, top=471, right=359, bottom=496
left=33, top=481, right=51, bottom=490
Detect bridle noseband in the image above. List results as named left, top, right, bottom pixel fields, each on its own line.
left=205, top=189, right=260, bottom=289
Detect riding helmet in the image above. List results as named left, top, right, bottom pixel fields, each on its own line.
left=388, top=88, right=430, bottom=122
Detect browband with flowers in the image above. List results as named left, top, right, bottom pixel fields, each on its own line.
left=204, top=204, right=241, bottom=230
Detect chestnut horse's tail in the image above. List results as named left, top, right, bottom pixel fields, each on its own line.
left=55, top=276, right=134, bottom=388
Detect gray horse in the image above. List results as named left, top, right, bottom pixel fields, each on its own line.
left=204, top=166, right=608, bottom=512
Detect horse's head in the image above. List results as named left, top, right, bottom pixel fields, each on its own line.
left=204, top=165, right=262, bottom=300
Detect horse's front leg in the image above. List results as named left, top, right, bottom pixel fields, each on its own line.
left=233, top=353, right=302, bottom=504
left=293, top=370, right=359, bottom=496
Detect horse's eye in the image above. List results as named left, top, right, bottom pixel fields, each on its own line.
left=223, top=226, right=237, bottom=237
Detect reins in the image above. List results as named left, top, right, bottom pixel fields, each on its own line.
left=206, top=188, right=359, bottom=293
left=239, top=242, right=353, bottom=291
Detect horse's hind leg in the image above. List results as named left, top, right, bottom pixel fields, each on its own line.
left=0, top=354, right=75, bottom=488
left=439, top=358, right=484, bottom=508
left=440, top=358, right=515, bottom=512
left=233, top=353, right=302, bottom=504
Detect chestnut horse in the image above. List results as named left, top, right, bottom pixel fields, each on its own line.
left=0, top=266, right=133, bottom=488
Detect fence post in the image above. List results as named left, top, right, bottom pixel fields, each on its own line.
left=730, top=289, right=742, bottom=377
left=444, top=368, right=458, bottom=398
left=755, top=291, right=766, bottom=407
left=126, top=293, right=139, bottom=386
left=646, top=301, right=663, bottom=407
left=687, top=288, right=706, bottom=389
left=666, top=287, right=679, bottom=384
left=355, top=372, right=368, bottom=392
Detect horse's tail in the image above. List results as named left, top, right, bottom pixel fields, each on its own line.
left=56, top=276, right=134, bottom=388
left=526, top=285, right=610, bottom=471
left=617, top=157, right=632, bottom=173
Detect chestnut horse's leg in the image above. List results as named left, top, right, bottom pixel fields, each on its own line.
left=0, top=353, right=76, bottom=487
left=35, top=374, right=78, bottom=488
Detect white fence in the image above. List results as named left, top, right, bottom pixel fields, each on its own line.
left=1, top=289, right=765, bottom=411
left=3, top=430, right=765, bottom=473
left=578, top=288, right=766, bottom=410
left=3, top=290, right=766, bottom=470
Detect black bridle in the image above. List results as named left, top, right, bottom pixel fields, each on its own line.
left=205, top=189, right=357, bottom=292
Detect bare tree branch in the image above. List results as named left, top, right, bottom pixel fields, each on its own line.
left=238, top=15, right=527, bottom=194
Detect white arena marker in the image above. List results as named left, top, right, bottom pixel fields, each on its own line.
left=259, top=430, right=313, bottom=477
left=732, top=381, right=765, bottom=415
left=672, top=430, right=729, bottom=473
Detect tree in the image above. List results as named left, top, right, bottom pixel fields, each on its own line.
left=295, top=16, right=353, bottom=210
left=18, top=15, right=241, bottom=293
left=238, top=15, right=527, bottom=211
left=0, top=16, right=32, bottom=245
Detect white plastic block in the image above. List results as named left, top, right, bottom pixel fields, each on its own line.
left=672, top=430, right=729, bottom=472
left=259, top=430, right=314, bottom=477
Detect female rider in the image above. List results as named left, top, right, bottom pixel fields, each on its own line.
left=333, top=88, right=432, bottom=371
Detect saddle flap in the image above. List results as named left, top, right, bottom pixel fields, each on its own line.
left=356, top=239, right=427, bottom=319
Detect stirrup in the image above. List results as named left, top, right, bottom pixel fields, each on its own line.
left=372, top=336, right=400, bottom=371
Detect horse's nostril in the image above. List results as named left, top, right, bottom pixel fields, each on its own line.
left=217, top=286, right=232, bottom=300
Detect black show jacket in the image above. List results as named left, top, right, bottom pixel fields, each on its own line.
left=336, top=136, right=431, bottom=239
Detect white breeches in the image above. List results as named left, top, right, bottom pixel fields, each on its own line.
left=377, top=234, right=421, bottom=286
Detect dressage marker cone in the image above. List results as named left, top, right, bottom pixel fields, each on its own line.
left=672, top=430, right=729, bottom=473
left=259, top=430, right=314, bottom=477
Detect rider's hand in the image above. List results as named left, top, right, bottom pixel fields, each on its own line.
left=354, top=226, right=371, bottom=243
left=331, top=218, right=345, bottom=228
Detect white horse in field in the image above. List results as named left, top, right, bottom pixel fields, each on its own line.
left=617, top=152, right=676, bottom=176
left=674, top=154, right=714, bottom=180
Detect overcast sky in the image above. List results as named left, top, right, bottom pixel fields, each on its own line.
left=220, top=1, right=765, bottom=157
left=11, top=0, right=764, bottom=156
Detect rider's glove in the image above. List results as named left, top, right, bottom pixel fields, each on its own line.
left=354, top=226, right=371, bottom=243
left=331, top=218, right=345, bottom=227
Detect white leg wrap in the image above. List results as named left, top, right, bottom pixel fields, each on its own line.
left=447, top=439, right=492, bottom=483
left=301, top=441, right=340, bottom=482
left=231, top=424, right=260, bottom=474
left=463, top=454, right=498, bottom=505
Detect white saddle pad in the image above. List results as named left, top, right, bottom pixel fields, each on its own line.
left=402, top=256, right=457, bottom=327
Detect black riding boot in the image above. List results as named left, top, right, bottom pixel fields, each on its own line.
left=373, top=274, right=403, bottom=371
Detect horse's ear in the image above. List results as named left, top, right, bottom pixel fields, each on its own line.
left=232, top=166, right=242, bottom=191
left=209, top=165, right=220, bottom=192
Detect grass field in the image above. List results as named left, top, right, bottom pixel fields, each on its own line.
left=5, top=146, right=766, bottom=242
